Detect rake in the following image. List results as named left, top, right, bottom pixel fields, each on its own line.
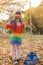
left=23, top=1, right=41, bottom=65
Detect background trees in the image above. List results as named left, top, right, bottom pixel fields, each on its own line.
left=34, top=1, right=43, bottom=34
left=0, top=0, right=43, bottom=34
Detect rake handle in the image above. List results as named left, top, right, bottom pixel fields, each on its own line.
left=29, top=1, right=33, bottom=51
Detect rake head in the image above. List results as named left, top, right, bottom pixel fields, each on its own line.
left=23, top=52, right=41, bottom=65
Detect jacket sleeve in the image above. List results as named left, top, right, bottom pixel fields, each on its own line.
left=5, top=23, right=12, bottom=34
left=5, top=19, right=14, bottom=34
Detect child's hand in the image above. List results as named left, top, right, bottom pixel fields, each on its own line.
left=6, top=28, right=12, bottom=34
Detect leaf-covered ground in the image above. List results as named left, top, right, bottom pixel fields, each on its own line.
left=0, top=33, right=43, bottom=65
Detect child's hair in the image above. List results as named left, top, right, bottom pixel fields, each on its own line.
left=14, top=12, right=22, bottom=31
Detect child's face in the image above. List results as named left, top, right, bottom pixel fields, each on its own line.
left=15, top=12, right=21, bottom=19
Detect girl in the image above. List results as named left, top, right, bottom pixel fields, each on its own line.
left=5, top=9, right=24, bottom=64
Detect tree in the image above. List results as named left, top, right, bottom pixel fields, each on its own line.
left=35, top=2, right=43, bottom=34
left=0, top=0, right=29, bottom=23
left=24, top=8, right=39, bottom=34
